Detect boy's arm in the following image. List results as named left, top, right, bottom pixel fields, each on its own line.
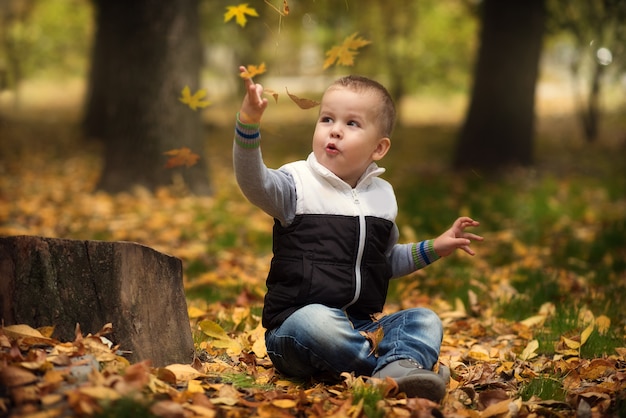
left=233, top=65, right=297, bottom=225
left=388, top=217, right=483, bottom=278
left=234, top=116, right=297, bottom=226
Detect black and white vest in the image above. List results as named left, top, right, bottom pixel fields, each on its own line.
left=262, top=154, right=398, bottom=329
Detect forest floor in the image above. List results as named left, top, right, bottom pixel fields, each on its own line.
left=1, top=80, right=626, bottom=417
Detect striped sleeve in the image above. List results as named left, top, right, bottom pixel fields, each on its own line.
left=411, top=239, right=440, bottom=269
left=234, top=113, right=261, bottom=149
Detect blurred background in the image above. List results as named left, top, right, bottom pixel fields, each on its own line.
left=0, top=0, right=625, bottom=343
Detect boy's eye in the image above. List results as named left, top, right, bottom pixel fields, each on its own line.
left=320, top=116, right=333, bottom=123
left=347, top=120, right=360, bottom=127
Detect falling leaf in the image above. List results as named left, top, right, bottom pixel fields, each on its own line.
left=179, top=86, right=211, bottom=111
left=323, top=32, right=371, bottom=70
left=224, top=3, right=259, bottom=27
left=163, top=147, right=200, bottom=169
left=239, top=63, right=267, bottom=79
left=286, top=88, right=320, bottom=109
left=264, top=88, right=279, bottom=103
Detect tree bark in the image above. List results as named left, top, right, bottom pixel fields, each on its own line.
left=83, top=0, right=211, bottom=194
left=0, top=236, right=194, bottom=367
left=453, top=0, right=546, bottom=171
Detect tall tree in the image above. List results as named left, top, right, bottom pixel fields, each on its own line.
left=84, top=0, right=210, bottom=194
left=453, top=0, right=546, bottom=171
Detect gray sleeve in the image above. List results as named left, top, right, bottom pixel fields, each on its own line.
left=387, top=225, right=441, bottom=278
left=233, top=142, right=297, bottom=226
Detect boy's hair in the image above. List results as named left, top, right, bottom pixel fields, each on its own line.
left=329, top=75, right=396, bottom=138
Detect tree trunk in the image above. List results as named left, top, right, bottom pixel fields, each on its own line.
left=83, top=0, right=211, bottom=194
left=453, top=0, right=546, bottom=171
left=0, top=236, right=194, bottom=367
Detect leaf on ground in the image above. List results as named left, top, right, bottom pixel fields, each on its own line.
left=224, top=3, right=259, bottom=27
left=323, top=32, right=371, bottom=70
left=199, top=319, right=242, bottom=356
left=163, top=147, right=200, bottom=169
left=519, top=339, right=539, bottom=361
left=164, top=364, right=206, bottom=383
left=179, top=86, right=211, bottom=111
left=286, top=88, right=320, bottom=109
left=596, top=315, right=611, bottom=335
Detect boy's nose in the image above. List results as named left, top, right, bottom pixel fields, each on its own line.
left=330, top=125, right=342, bottom=138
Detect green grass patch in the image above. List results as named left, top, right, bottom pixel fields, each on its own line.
left=520, top=376, right=566, bottom=402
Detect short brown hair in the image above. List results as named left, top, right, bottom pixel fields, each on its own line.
left=329, top=75, right=396, bottom=138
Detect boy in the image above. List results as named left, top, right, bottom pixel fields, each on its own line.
left=233, top=66, right=483, bottom=402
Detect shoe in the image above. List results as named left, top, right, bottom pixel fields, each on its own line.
left=372, top=359, right=449, bottom=402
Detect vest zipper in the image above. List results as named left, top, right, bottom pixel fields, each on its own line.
left=343, top=189, right=366, bottom=311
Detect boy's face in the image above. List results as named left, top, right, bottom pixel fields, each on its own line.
left=312, top=86, right=390, bottom=187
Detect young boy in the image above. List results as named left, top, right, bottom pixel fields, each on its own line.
left=233, top=66, right=483, bottom=402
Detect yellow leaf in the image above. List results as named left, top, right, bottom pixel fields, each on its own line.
left=323, top=32, right=371, bottom=70
left=3, top=324, right=57, bottom=345
left=520, top=315, right=546, bottom=328
left=468, top=344, right=491, bottom=361
left=164, top=364, right=206, bottom=383
left=179, top=85, right=211, bottom=111
left=482, top=399, right=511, bottom=418
left=199, top=320, right=229, bottom=340
left=186, top=379, right=205, bottom=394
left=562, top=336, right=581, bottom=349
left=519, top=339, right=539, bottom=361
left=187, top=306, right=206, bottom=319
left=271, top=399, right=297, bottom=408
left=580, top=322, right=594, bottom=346
left=596, top=315, right=611, bottom=335
left=78, top=386, right=121, bottom=401
left=239, top=63, right=267, bottom=79
left=224, top=3, right=258, bottom=27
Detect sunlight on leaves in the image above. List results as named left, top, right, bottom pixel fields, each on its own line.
left=224, top=3, right=258, bottom=27
left=323, top=32, right=371, bottom=70
left=178, top=85, right=211, bottom=111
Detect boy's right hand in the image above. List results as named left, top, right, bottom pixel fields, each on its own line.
left=238, top=65, right=268, bottom=124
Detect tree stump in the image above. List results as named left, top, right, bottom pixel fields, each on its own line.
left=0, top=236, right=194, bottom=367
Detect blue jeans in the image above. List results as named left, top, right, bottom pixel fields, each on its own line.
left=265, top=304, right=443, bottom=380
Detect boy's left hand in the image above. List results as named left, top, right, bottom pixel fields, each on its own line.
left=433, top=217, right=483, bottom=257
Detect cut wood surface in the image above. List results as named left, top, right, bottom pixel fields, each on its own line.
left=0, top=235, right=194, bottom=367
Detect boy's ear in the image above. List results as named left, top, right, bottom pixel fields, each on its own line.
left=372, top=137, right=391, bottom=161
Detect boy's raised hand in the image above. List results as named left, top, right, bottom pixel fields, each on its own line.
left=433, top=217, right=483, bottom=257
left=238, top=65, right=268, bottom=124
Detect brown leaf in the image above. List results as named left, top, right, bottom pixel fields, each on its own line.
left=163, top=147, right=200, bottom=169
left=286, top=88, right=320, bottom=109
left=0, top=365, right=38, bottom=387
left=360, top=325, right=384, bottom=357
